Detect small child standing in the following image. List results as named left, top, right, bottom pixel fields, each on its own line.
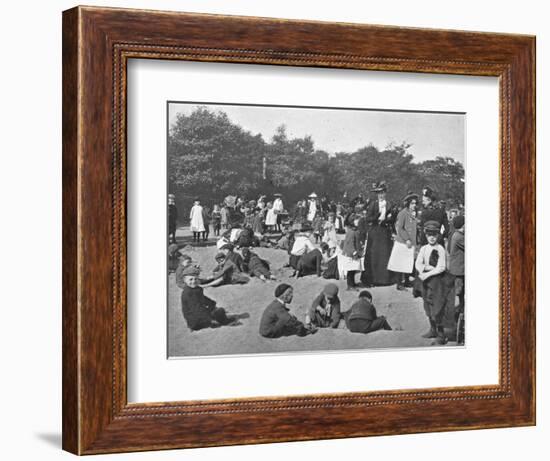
left=201, top=206, right=211, bottom=242
left=220, top=204, right=230, bottom=230
left=211, top=204, right=222, bottom=237
left=415, top=220, right=448, bottom=345
left=312, top=214, right=325, bottom=244
left=189, top=199, right=205, bottom=243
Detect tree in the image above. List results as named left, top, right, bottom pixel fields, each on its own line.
left=264, top=125, right=328, bottom=202
left=168, top=107, right=266, bottom=204
left=168, top=108, right=465, bottom=216
left=417, top=156, right=465, bottom=204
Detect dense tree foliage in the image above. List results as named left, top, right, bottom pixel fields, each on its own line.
left=168, top=107, right=464, bottom=214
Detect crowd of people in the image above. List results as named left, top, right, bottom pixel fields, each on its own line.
left=169, top=181, right=465, bottom=345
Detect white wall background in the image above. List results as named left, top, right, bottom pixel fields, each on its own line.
left=0, top=1, right=545, bottom=459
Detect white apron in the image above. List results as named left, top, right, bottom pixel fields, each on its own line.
left=307, top=200, right=317, bottom=221
left=265, top=208, right=277, bottom=226
left=387, top=240, right=415, bottom=273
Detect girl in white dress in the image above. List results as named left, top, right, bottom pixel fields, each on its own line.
left=189, top=199, right=205, bottom=243
left=265, top=202, right=277, bottom=231
left=322, top=212, right=338, bottom=249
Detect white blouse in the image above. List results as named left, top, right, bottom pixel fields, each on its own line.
left=378, top=199, right=387, bottom=221
left=415, top=243, right=446, bottom=279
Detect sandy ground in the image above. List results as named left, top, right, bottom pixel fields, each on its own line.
left=168, top=227, right=458, bottom=357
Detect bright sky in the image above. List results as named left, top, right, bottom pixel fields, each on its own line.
left=168, top=102, right=465, bottom=164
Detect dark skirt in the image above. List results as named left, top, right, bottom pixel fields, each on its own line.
left=322, top=257, right=340, bottom=280
left=362, top=225, right=394, bottom=286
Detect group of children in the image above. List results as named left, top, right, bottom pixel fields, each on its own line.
left=176, top=261, right=392, bottom=339
left=258, top=283, right=392, bottom=339
left=173, top=187, right=465, bottom=345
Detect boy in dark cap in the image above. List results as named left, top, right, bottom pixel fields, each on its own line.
left=414, top=220, right=450, bottom=344
left=259, top=284, right=317, bottom=338
left=175, top=253, right=194, bottom=289
left=342, top=291, right=392, bottom=333
left=179, top=266, right=239, bottom=331
left=306, top=283, right=342, bottom=329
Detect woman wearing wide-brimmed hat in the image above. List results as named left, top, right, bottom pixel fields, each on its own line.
left=388, top=192, right=419, bottom=290
left=361, top=181, right=396, bottom=287
left=307, top=192, right=318, bottom=222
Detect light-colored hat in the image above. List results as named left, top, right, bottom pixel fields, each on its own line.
left=309, top=192, right=318, bottom=198
left=180, top=265, right=200, bottom=277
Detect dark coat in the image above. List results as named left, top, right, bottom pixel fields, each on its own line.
left=245, top=252, right=271, bottom=278
left=365, top=199, right=395, bottom=228
left=357, top=217, right=368, bottom=246
left=309, top=293, right=341, bottom=328
left=236, top=228, right=256, bottom=248
left=259, top=300, right=307, bottom=338
left=346, top=297, right=377, bottom=322
left=419, top=205, right=449, bottom=244
left=343, top=297, right=389, bottom=333
left=362, top=199, right=394, bottom=286
left=180, top=286, right=217, bottom=330
left=226, top=251, right=244, bottom=272
left=448, top=230, right=465, bottom=276
left=168, top=203, right=178, bottom=233
left=342, top=228, right=362, bottom=258
left=213, top=259, right=249, bottom=285
left=201, top=208, right=211, bottom=227
left=394, top=207, right=417, bottom=245
left=297, top=248, right=323, bottom=276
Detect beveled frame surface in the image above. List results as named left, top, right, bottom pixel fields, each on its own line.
left=62, top=5, right=535, bottom=455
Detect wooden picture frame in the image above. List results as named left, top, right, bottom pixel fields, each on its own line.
left=62, top=5, right=535, bottom=455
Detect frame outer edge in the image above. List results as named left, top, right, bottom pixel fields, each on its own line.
left=498, top=37, right=535, bottom=425
left=64, top=6, right=536, bottom=454
left=62, top=6, right=81, bottom=455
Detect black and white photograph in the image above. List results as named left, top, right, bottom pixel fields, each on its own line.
left=167, top=102, right=466, bottom=358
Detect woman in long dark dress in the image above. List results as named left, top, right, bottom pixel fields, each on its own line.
left=361, top=181, right=396, bottom=287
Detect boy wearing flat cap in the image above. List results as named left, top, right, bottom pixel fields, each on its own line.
left=414, top=220, right=450, bottom=344
left=175, top=253, right=194, bottom=289
left=306, top=283, right=342, bottom=329
left=259, top=284, right=317, bottom=338
left=179, top=266, right=237, bottom=331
